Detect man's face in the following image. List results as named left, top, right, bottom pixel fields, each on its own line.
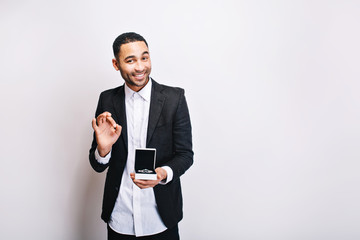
left=112, top=41, right=152, bottom=92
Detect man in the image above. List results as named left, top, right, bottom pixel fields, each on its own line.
left=89, top=32, right=193, bottom=240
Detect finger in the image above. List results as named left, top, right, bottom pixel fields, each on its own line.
left=106, top=116, right=117, bottom=128
left=115, top=124, right=122, bottom=136
left=96, top=115, right=104, bottom=125
left=91, top=118, right=98, bottom=131
left=137, top=179, right=157, bottom=187
left=135, top=184, right=146, bottom=189
left=132, top=179, right=143, bottom=188
left=101, top=115, right=106, bottom=124
left=96, top=112, right=111, bottom=124
left=134, top=179, right=148, bottom=187
left=136, top=179, right=148, bottom=185
left=155, top=168, right=166, bottom=180
left=98, top=111, right=112, bottom=117
left=155, top=169, right=162, bottom=179
left=103, top=111, right=112, bottom=117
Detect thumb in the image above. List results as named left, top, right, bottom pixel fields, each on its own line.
left=156, top=168, right=166, bottom=180
left=91, top=118, right=98, bottom=131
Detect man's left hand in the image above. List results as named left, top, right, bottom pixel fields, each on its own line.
left=130, top=167, right=167, bottom=189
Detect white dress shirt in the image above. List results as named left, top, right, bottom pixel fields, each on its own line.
left=95, top=79, right=173, bottom=236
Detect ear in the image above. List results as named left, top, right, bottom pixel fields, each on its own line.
left=112, top=58, right=119, bottom=71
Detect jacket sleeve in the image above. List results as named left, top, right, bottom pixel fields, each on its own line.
left=164, top=89, right=194, bottom=181
left=89, top=92, right=110, bottom=173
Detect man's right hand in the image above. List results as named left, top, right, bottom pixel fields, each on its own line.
left=92, top=112, right=122, bottom=157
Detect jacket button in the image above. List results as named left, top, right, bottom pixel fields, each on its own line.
left=115, top=187, right=119, bottom=192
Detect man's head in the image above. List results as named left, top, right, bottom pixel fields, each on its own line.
left=112, top=32, right=151, bottom=92
left=112, top=32, right=148, bottom=60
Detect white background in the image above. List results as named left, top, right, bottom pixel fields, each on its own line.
left=1, top=1, right=359, bottom=239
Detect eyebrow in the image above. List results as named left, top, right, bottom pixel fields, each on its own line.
left=124, top=51, right=149, bottom=61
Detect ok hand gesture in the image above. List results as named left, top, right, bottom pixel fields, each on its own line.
left=92, top=112, right=122, bottom=157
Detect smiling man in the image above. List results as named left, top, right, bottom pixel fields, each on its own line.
left=89, top=32, right=193, bottom=240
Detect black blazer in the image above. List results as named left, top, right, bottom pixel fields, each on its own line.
left=89, top=80, right=194, bottom=228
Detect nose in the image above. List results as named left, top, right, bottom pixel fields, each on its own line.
left=134, top=61, right=145, bottom=72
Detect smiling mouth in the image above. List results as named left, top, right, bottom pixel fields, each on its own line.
left=134, top=73, right=145, bottom=80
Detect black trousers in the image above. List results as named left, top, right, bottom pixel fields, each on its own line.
left=107, top=224, right=180, bottom=240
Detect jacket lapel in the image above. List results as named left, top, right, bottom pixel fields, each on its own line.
left=147, top=80, right=165, bottom=146
left=113, top=85, right=128, bottom=150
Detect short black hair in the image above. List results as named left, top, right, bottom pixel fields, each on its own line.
left=112, top=32, right=148, bottom=59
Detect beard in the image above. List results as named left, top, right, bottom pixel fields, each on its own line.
left=121, top=68, right=151, bottom=91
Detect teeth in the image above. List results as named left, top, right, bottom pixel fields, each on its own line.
left=135, top=73, right=144, bottom=78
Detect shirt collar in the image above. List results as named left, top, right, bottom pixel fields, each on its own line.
left=124, top=78, right=152, bottom=102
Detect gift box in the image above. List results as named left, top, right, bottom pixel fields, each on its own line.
left=134, top=148, right=157, bottom=180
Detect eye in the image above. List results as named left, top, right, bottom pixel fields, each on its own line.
left=126, top=59, right=134, bottom=63
left=142, top=57, right=148, bottom=61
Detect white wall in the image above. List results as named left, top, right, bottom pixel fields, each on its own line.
left=1, top=1, right=359, bottom=239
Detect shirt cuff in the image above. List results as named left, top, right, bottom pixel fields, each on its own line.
left=95, top=148, right=111, bottom=164
left=159, top=166, right=173, bottom=185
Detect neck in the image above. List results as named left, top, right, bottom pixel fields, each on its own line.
left=126, top=78, right=150, bottom=92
